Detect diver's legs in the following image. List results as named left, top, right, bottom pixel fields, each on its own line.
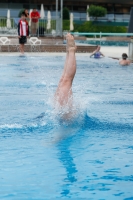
left=54, top=34, right=76, bottom=107
left=63, top=46, right=76, bottom=83
left=60, top=34, right=76, bottom=84
left=56, top=46, right=76, bottom=94
left=55, top=51, right=69, bottom=96
left=55, top=46, right=76, bottom=102
left=55, top=33, right=76, bottom=93
left=57, top=51, right=69, bottom=85
left=57, top=33, right=75, bottom=83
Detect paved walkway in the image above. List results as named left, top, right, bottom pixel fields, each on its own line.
left=0, top=46, right=128, bottom=59
left=0, top=36, right=129, bottom=58
left=101, top=46, right=128, bottom=58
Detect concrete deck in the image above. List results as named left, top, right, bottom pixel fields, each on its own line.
left=0, top=36, right=129, bottom=55
left=100, top=46, right=128, bottom=58
left=0, top=46, right=128, bottom=59
left=0, top=36, right=98, bottom=53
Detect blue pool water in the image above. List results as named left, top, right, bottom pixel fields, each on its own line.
left=76, top=40, right=129, bottom=46
left=0, top=55, right=133, bottom=199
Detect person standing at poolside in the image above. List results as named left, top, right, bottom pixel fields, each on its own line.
left=24, top=9, right=30, bottom=20
left=90, top=45, right=105, bottom=58
left=119, top=53, right=131, bottom=66
left=18, top=13, right=29, bottom=55
left=30, top=8, right=40, bottom=36
left=54, top=33, right=77, bottom=110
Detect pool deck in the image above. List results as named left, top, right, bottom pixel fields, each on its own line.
left=0, top=46, right=128, bottom=59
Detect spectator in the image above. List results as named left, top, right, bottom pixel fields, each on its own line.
left=18, top=12, right=29, bottom=55
left=30, top=8, right=40, bottom=36
left=24, top=9, right=30, bottom=19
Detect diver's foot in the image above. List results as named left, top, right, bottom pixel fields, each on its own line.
left=66, top=34, right=76, bottom=52
left=67, top=34, right=75, bottom=47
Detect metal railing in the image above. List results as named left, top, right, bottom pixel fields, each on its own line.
left=70, top=32, right=133, bottom=46
left=74, top=14, right=130, bottom=22
left=0, top=18, right=17, bottom=35
left=37, top=17, right=62, bottom=37
left=89, top=14, right=130, bottom=22
left=0, top=12, right=130, bottom=37
left=0, top=17, right=62, bottom=37
left=71, top=33, right=133, bottom=36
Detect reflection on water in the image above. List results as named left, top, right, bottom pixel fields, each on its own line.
left=57, top=134, right=78, bottom=196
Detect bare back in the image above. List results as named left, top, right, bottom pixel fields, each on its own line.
left=119, top=59, right=131, bottom=66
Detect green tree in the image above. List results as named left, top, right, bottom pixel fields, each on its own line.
left=18, top=9, right=25, bottom=17
left=88, top=5, right=107, bottom=20
left=63, top=7, right=70, bottom=20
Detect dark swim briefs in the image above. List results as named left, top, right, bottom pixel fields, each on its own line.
left=19, top=36, right=27, bottom=44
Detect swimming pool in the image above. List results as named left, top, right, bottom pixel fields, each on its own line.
left=76, top=40, right=129, bottom=46
left=0, top=55, right=133, bottom=199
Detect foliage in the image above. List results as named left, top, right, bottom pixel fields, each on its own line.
left=63, top=7, right=70, bottom=20
left=0, top=19, right=14, bottom=27
left=18, top=9, right=25, bottom=18
left=88, top=5, right=107, bottom=19
left=63, top=21, right=127, bottom=33
left=63, top=20, right=70, bottom=30
left=0, top=19, right=6, bottom=27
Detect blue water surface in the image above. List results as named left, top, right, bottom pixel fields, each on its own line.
left=76, top=40, right=129, bottom=46
left=0, top=55, right=133, bottom=200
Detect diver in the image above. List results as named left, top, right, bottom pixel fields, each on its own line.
left=90, top=45, right=105, bottom=58
left=54, top=33, right=77, bottom=110
left=119, top=53, right=131, bottom=66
